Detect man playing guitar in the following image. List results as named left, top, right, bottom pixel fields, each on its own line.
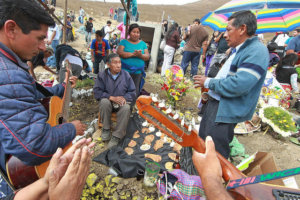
left=0, top=0, right=86, bottom=196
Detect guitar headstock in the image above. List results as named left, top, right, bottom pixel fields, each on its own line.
left=136, top=95, right=204, bottom=151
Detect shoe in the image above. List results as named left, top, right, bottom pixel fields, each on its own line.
left=107, top=136, right=120, bottom=148
left=101, top=129, right=111, bottom=141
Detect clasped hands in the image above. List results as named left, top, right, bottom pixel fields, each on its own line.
left=110, top=96, right=126, bottom=106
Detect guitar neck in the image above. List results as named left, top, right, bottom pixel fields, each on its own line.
left=61, top=60, right=72, bottom=122
left=136, top=96, right=245, bottom=182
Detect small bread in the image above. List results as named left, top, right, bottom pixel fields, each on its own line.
left=153, top=139, right=164, bottom=151
left=128, top=140, right=137, bottom=148
left=124, top=147, right=134, bottom=155
left=142, top=127, right=150, bottom=134
left=133, top=131, right=140, bottom=139
left=168, top=153, right=176, bottom=161
left=144, top=135, right=155, bottom=145
left=173, top=143, right=182, bottom=154
left=165, top=162, right=173, bottom=170
left=145, top=153, right=162, bottom=162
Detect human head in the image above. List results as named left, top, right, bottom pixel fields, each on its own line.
left=281, top=53, right=298, bottom=67
left=193, top=18, right=200, bottom=25
left=44, top=46, right=53, bottom=58
left=267, top=42, right=278, bottom=53
left=107, top=53, right=121, bottom=74
left=67, top=16, right=71, bottom=21
left=0, top=0, right=55, bottom=60
left=89, top=17, right=93, bottom=22
left=224, top=10, right=257, bottom=47
left=95, top=30, right=103, bottom=42
left=107, top=20, right=112, bottom=26
left=128, top=23, right=141, bottom=41
left=113, top=33, right=117, bottom=39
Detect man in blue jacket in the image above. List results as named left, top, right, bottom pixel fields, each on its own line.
left=0, top=0, right=86, bottom=196
left=93, top=53, right=136, bottom=148
left=194, top=11, right=269, bottom=159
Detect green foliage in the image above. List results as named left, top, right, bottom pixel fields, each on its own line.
left=76, top=79, right=95, bottom=89
left=263, top=107, right=297, bottom=133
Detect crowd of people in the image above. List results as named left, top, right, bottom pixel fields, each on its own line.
left=0, top=0, right=300, bottom=200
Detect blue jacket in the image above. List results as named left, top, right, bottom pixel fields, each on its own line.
left=0, top=42, right=76, bottom=173
left=93, top=68, right=136, bottom=102
left=208, top=37, right=269, bottom=123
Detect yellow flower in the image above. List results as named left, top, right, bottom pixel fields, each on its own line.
left=275, top=111, right=280, bottom=115
left=174, top=95, right=179, bottom=100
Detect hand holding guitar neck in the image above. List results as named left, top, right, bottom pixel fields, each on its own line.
left=71, top=120, right=87, bottom=136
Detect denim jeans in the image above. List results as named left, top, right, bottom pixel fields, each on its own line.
left=46, top=39, right=59, bottom=67
left=93, top=56, right=106, bottom=74
left=180, top=51, right=201, bottom=77
left=85, top=31, right=92, bottom=44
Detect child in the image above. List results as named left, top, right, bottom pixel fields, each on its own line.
left=267, top=42, right=280, bottom=67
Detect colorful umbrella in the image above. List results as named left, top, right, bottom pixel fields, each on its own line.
left=215, top=0, right=300, bottom=14
left=201, top=9, right=300, bottom=34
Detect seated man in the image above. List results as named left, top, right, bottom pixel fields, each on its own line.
left=93, top=53, right=136, bottom=148
left=27, top=46, right=57, bottom=80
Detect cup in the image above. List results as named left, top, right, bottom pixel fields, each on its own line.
left=143, top=162, right=160, bottom=187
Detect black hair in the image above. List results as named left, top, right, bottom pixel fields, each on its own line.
left=165, top=22, right=178, bottom=40
left=89, top=17, right=93, bottom=21
left=95, top=30, right=104, bottom=37
left=267, top=42, right=278, bottom=52
left=276, top=53, right=298, bottom=74
left=128, top=23, right=141, bottom=34
left=107, top=20, right=112, bottom=24
left=228, top=10, right=257, bottom=36
left=0, top=0, right=55, bottom=34
left=113, top=33, right=118, bottom=37
left=296, top=29, right=300, bottom=33
left=193, top=18, right=200, bottom=24
left=107, top=53, right=119, bottom=64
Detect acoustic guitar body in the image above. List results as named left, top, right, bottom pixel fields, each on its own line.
left=6, top=61, right=72, bottom=190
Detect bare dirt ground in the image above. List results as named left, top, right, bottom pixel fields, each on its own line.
left=37, top=0, right=300, bottom=198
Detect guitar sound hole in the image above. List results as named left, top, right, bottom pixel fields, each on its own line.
left=58, top=117, right=64, bottom=124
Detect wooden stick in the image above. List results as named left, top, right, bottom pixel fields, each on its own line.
left=36, top=0, right=64, bottom=26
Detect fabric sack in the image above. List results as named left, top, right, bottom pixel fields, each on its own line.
left=157, top=169, right=206, bottom=200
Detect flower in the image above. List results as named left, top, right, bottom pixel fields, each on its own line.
left=161, top=65, right=192, bottom=107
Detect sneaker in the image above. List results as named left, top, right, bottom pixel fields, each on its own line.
left=101, top=129, right=111, bottom=141
left=107, top=136, right=120, bottom=148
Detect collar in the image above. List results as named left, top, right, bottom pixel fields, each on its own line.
left=0, top=42, right=29, bottom=70
left=107, top=68, right=120, bottom=78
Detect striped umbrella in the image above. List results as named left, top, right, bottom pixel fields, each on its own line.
left=201, top=9, right=300, bottom=34
left=215, top=0, right=300, bottom=14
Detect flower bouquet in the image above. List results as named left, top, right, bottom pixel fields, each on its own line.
left=161, top=65, right=191, bottom=107
left=259, top=106, right=297, bottom=137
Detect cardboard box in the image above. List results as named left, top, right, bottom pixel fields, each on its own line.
left=242, top=152, right=284, bottom=186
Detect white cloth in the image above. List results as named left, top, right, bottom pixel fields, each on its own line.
left=79, top=8, right=85, bottom=17
left=275, top=34, right=290, bottom=46
left=161, top=45, right=175, bottom=76
left=48, top=24, right=60, bottom=41
left=104, top=26, right=111, bottom=40
left=64, top=54, right=83, bottom=67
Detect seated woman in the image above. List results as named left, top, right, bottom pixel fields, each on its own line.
left=276, top=53, right=299, bottom=93
left=117, top=23, right=150, bottom=97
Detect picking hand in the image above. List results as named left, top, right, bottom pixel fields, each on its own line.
left=71, top=120, right=87, bottom=136
left=69, top=76, right=78, bottom=88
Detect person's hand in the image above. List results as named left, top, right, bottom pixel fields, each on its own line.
left=193, top=75, right=207, bottom=88
left=91, top=57, right=95, bottom=63
left=48, top=146, right=92, bottom=200
left=47, top=40, right=52, bottom=45
left=110, top=96, right=126, bottom=105
left=69, top=76, right=78, bottom=88
left=96, top=50, right=103, bottom=54
left=71, top=120, right=87, bottom=135
left=44, top=138, right=95, bottom=184
left=192, top=136, right=222, bottom=182
left=133, top=50, right=142, bottom=58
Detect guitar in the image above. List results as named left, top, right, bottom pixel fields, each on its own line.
left=6, top=60, right=73, bottom=190
left=136, top=95, right=300, bottom=199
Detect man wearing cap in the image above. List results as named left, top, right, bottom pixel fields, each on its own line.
left=27, top=46, right=57, bottom=80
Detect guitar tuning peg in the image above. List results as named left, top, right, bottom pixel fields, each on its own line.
left=181, top=116, right=185, bottom=127
left=166, top=105, right=172, bottom=114
left=158, top=99, right=165, bottom=108
left=188, top=123, right=192, bottom=132
left=192, top=117, right=196, bottom=127
left=173, top=110, right=179, bottom=120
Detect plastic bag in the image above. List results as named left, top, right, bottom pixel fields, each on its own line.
left=160, top=39, right=166, bottom=51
